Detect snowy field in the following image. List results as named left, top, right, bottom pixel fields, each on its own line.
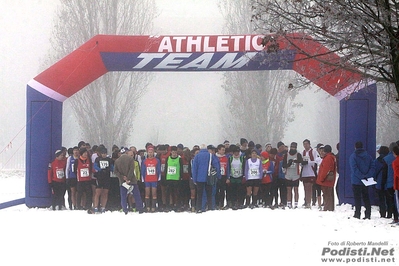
left=0, top=170, right=397, bottom=266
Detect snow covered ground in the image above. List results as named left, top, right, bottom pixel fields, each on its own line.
left=0, top=170, right=397, bottom=266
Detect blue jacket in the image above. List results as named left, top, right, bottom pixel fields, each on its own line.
left=192, top=149, right=221, bottom=183
left=383, top=152, right=395, bottom=189
left=349, top=148, right=375, bottom=185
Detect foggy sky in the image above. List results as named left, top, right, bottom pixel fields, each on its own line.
left=0, top=0, right=339, bottom=156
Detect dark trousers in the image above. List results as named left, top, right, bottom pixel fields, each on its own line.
left=228, top=178, right=242, bottom=207
left=165, top=180, right=180, bottom=209
left=376, top=188, right=387, bottom=217
left=216, top=176, right=227, bottom=207
left=352, top=184, right=371, bottom=218
left=386, top=188, right=399, bottom=220
left=321, top=186, right=334, bottom=211
left=77, top=181, right=92, bottom=210
left=276, top=178, right=287, bottom=206
left=196, top=182, right=212, bottom=211
left=51, top=182, right=66, bottom=209
left=260, top=183, right=272, bottom=206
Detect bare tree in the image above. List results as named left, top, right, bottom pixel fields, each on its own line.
left=377, top=84, right=399, bottom=143
left=219, top=0, right=302, bottom=145
left=43, top=0, right=157, bottom=149
left=251, top=0, right=399, bottom=99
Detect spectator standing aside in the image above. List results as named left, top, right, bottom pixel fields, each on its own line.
left=192, top=144, right=221, bottom=213
left=349, top=141, right=375, bottom=219
left=374, top=145, right=389, bottom=218
left=316, top=145, right=336, bottom=211
left=383, top=142, right=399, bottom=223
left=114, top=148, right=144, bottom=214
left=391, top=145, right=399, bottom=224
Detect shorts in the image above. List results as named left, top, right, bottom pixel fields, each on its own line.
left=246, top=179, right=261, bottom=188
left=95, top=178, right=111, bottom=190
left=300, top=176, right=315, bottom=183
left=285, top=179, right=299, bottom=187
left=66, top=178, right=77, bottom=188
left=145, top=181, right=158, bottom=188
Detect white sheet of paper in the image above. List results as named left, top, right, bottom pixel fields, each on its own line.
left=361, top=177, right=377, bottom=186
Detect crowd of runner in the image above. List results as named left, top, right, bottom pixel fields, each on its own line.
left=47, top=138, right=399, bottom=223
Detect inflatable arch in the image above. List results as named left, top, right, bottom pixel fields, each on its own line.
left=25, top=34, right=376, bottom=208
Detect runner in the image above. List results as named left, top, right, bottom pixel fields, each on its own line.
left=141, top=146, right=161, bottom=212
left=93, top=147, right=113, bottom=213
left=48, top=149, right=67, bottom=210
left=244, top=149, right=263, bottom=208
left=282, top=142, right=303, bottom=209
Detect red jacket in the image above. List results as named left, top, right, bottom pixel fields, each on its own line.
left=48, top=159, right=67, bottom=184
left=316, top=153, right=336, bottom=187
left=393, top=157, right=399, bottom=190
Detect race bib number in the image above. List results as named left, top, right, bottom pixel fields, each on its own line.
left=80, top=168, right=90, bottom=178
left=167, top=166, right=177, bottom=175
left=183, top=165, right=189, bottom=174
left=232, top=168, right=241, bottom=177
left=161, top=164, right=165, bottom=172
left=302, top=156, right=309, bottom=162
left=71, top=163, right=74, bottom=172
left=221, top=167, right=225, bottom=176
left=56, top=169, right=65, bottom=179
left=147, top=166, right=156, bottom=175
left=250, top=168, right=259, bottom=176
left=99, top=161, right=109, bottom=169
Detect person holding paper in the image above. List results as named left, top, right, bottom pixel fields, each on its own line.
left=349, top=141, right=375, bottom=219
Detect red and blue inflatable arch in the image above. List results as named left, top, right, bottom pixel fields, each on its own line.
left=25, top=34, right=376, bottom=207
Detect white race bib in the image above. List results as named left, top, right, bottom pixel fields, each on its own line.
left=183, top=165, right=189, bottom=174
left=232, top=168, right=241, bottom=177
left=250, top=168, right=259, bottom=176
left=161, top=164, right=165, bottom=172
left=221, top=167, right=225, bottom=176
left=147, top=166, right=156, bottom=175
left=99, top=160, right=109, bottom=169
left=167, top=166, right=177, bottom=175
left=56, top=169, right=65, bottom=179
left=80, top=168, right=90, bottom=178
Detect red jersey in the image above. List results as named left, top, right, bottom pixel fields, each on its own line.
left=75, top=156, right=92, bottom=182
left=218, top=155, right=228, bottom=177
left=48, top=159, right=67, bottom=183
left=142, top=157, right=161, bottom=182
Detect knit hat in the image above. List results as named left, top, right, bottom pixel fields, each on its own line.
left=260, top=151, right=269, bottom=159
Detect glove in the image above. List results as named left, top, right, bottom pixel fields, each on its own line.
left=301, top=161, right=308, bottom=165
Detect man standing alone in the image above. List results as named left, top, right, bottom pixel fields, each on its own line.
left=349, top=141, right=375, bottom=219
